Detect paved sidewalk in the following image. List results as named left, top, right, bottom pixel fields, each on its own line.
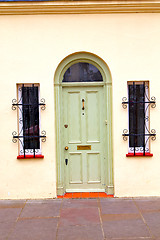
left=0, top=197, right=160, bottom=240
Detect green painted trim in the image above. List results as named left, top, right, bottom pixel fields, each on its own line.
left=54, top=51, right=114, bottom=195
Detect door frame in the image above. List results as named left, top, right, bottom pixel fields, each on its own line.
left=54, top=51, right=114, bottom=196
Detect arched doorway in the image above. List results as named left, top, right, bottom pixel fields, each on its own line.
left=54, top=52, right=113, bottom=196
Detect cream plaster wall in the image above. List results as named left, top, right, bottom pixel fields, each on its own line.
left=0, top=13, right=160, bottom=198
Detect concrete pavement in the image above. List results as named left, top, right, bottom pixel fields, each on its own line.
left=0, top=197, right=160, bottom=240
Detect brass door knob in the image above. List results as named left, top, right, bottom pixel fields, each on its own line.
left=65, top=146, right=69, bottom=150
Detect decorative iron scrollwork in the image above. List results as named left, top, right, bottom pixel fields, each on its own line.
left=151, top=129, right=156, bottom=141
left=40, top=98, right=46, bottom=110
left=12, top=97, right=46, bottom=110
left=41, top=130, right=47, bottom=142
left=12, top=99, right=18, bottom=110
left=12, top=131, right=18, bottom=143
left=122, top=129, right=128, bottom=141
left=12, top=131, right=47, bottom=144
left=122, top=97, right=128, bottom=109
left=151, top=96, right=156, bottom=108
left=122, top=96, right=156, bottom=109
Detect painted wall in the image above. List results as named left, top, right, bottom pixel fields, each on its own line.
left=0, top=13, right=160, bottom=198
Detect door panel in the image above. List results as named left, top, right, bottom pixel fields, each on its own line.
left=68, top=91, right=81, bottom=143
left=69, top=153, right=83, bottom=184
left=63, top=86, right=105, bottom=192
left=87, top=152, right=101, bottom=183
left=86, top=90, right=100, bottom=143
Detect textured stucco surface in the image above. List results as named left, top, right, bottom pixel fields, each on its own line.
left=0, top=13, right=160, bottom=198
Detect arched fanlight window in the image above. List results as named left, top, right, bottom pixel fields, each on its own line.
left=63, top=62, right=103, bottom=82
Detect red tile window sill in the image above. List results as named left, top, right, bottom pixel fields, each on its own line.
left=126, top=153, right=153, bottom=157
left=17, top=155, right=44, bottom=159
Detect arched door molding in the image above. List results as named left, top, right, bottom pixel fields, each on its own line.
left=54, top=51, right=114, bottom=195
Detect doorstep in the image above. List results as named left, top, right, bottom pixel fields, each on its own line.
left=57, top=192, right=114, bottom=199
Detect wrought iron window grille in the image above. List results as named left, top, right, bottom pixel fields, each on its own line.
left=12, top=84, right=46, bottom=158
left=122, top=81, right=156, bottom=156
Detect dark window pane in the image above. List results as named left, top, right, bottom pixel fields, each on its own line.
left=22, top=86, right=40, bottom=149
left=129, top=83, right=145, bottom=148
left=63, top=62, right=103, bottom=82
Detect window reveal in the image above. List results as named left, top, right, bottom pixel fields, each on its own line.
left=12, top=84, right=46, bottom=158
left=22, top=86, right=40, bottom=150
left=122, top=81, right=156, bottom=156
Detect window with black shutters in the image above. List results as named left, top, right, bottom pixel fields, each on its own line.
left=22, top=85, right=40, bottom=151
left=12, top=84, right=46, bottom=158
left=122, top=81, right=156, bottom=156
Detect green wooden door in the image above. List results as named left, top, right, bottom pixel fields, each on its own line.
left=63, top=86, right=106, bottom=192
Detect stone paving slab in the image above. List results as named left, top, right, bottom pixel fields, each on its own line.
left=20, top=199, right=61, bottom=218
left=62, top=199, right=98, bottom=209
left=102, top=217, right=150, bottom=239
left=0, top=221, right=15, bottom=240
left=1, top=197, right=160, bottom=239
left=108, top=238, right=153, bottom=240
left=0, top=200, right=26, bottom=209
left=7, top=218, right=58, bottom=240
left=59, top=207, right=100, bottom=226
left=142, top=212, right=160, bottom=238
left=100, top=198, right=139, bottom=214
left=0, top=208, right=22, bottom=223
left=57, top=224, right=103, bottom=240
left=134, top=198, right=160, bottom=212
